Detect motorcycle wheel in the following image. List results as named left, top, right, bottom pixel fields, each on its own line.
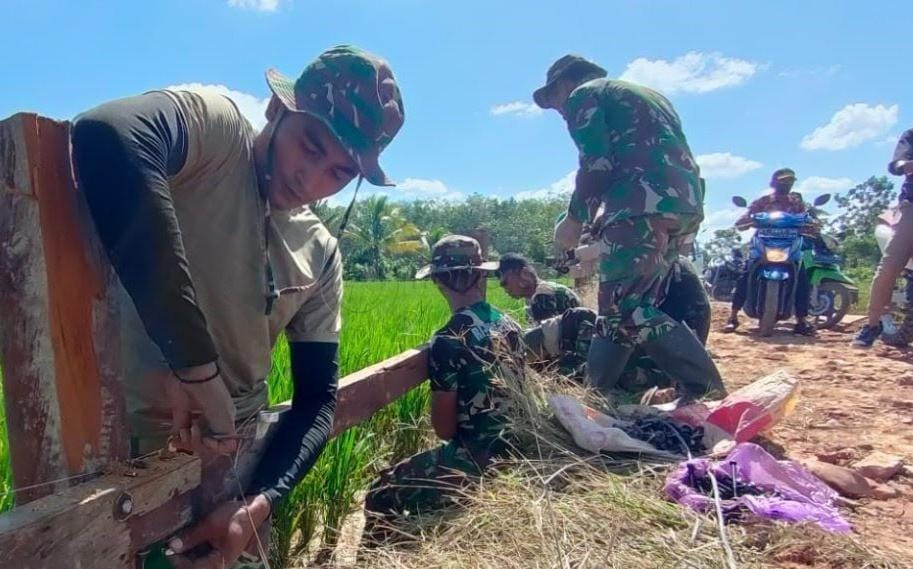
left=809, top=281, right=852, bottom=329
left=759, top=281, right=780, bottom=337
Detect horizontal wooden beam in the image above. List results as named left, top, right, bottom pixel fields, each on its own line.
left=0, top=454, right=199, bottom=569
left=332, top=346, right=429, bottom=437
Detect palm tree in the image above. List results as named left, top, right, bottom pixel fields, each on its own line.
left=345, top=195, right=424, bottom=280
left=310, top=199, right=342, bottom=234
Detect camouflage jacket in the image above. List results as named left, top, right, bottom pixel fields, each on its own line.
left=563, top=78, right=704, bottom=226
left=528, top=281, right=581, bottom=323
left=429, top=301, right=523, bottom=453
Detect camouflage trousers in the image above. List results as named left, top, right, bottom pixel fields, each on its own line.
left=596, top=214, right=700, bottom=347
left=364, top=440, right=491, bottom=520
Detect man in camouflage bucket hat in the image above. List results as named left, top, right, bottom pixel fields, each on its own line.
left=535, top=54, right=725, bottom=400
left=364, top=236, right=523, bottom=540
left=71, top=45, right=403, bottom=568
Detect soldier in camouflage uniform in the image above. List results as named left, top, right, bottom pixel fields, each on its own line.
left=364, top=236, right=524, bottom=534
left=525, top=256, right=711, bottom=394
left=497, top=253, right=581, bottom=323
left=534, top=54, right=724, bottom=400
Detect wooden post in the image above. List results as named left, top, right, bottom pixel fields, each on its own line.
left=0, top=110, right=431, bottom=567
left=0, top=113, right=127, bottom=504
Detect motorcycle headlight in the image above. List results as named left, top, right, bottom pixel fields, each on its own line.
left=765, top=248, right=789, bottom=262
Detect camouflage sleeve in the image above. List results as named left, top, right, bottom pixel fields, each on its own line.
left=565, top=86, right=614, bottom=223
left=429, top=336, right=462, bottom=392
left=529, top=293, right=558, bottom=323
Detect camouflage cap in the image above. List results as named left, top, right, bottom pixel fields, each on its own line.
left=533, top=54, right=607, bottom=110
left=415, top=235, right=499, bottom=280
left=266, top=45, right=405, bottom=186
left=772, top=167, right=797, bottom=181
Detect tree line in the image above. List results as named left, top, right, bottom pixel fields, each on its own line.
left=313, top=176, right=895, bottom=282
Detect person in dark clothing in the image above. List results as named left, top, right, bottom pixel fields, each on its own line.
left=70, top=45, right=405, bottom=568
left=854, top=128, right=913, bottom=347
left=722, top=168, right=816, bottom=336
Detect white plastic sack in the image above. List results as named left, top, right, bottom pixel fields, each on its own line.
left=548, top=394, right=678, bottom=457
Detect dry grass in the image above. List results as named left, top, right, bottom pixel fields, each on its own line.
left=353, top=369, right=910, bottom=569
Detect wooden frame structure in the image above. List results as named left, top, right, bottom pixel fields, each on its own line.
left=0, top=113, right=430, bottom=567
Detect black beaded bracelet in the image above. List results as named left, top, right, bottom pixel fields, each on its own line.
left=173, top=362, right=220, bottom=384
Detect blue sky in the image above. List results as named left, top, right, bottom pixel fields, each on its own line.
left=3, top=1, right=908, bottom=238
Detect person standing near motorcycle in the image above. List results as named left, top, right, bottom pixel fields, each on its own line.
left=854, top=128, right=913, bottom=347
left=538, top=54, right=725, bottom=400
left=722, top=168, right=816, bottom=336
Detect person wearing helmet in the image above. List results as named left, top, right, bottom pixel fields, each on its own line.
left=723, top=168, right=816, bottom=336
left=70, top=45, right=405, bottom=567
left=535, top=54, right=724, bottom=401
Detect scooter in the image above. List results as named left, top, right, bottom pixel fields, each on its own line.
left=703, top=251, right=743, bottom=302
left=731, top=193, right=831, bottom=336
left=804, top=234, right=858, bottom=329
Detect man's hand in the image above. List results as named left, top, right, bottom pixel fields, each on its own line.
left=554, top=215, right=583, bottom=255
left=167, top=495, right=271, bottom=569
left=166, top=363, right=238, bottom=455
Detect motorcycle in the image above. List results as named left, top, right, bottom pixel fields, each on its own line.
left=804, top=234, right=858, bottom=329
left=731, top=193, right=839, bottom=336
left=703, top=251, right=743, bottom=302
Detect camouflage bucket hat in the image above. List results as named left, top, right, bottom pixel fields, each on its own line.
left=415, top=235, right=499, bottom=280
left=533, top=54, right=607, bottom=110
left=266, top=45, right=405, bottom=186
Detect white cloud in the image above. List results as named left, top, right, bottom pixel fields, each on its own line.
left=800, top=103, right=899, bottom=151
left=514, top=170, right=576, bottom=201
left=490, top=101, right=544, bottom=118
left=699, top=207, right=743, bottom=236
left=696, top=152, right=763, bottom=179
left=397, top=178, right=465, bottom=201
left=227, top=0, right=280, bottom=11
left=794, top=176, right=855, bottom=198
left=166, top=83, right=270, bottom=130
left=619, top=52, right=760, bottom=94
left=328, top=177, right=464, bottom=206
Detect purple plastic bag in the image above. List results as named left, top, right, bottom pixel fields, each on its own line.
left=664, top=442, right=852, bottom=533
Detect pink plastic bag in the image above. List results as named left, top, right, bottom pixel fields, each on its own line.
left=705, top=370, right=799, bottom=443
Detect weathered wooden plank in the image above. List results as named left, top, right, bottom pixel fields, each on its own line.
left=0, top=112, right=128, bottom=504
left=332, top=346, right=428, bottom=437
left=0, top=454, right=199, bottom=569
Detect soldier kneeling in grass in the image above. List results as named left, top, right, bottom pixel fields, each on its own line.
left=364, top=235, right=524, bottom=538
left=524, top=257, right=712, bottom=401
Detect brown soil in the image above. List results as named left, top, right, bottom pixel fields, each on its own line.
left=710, top=302, right=913, bottom=561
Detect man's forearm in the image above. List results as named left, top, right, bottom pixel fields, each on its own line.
left=246, top=342, right=338, bottom=507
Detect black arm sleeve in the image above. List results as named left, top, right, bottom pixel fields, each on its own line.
left=247, top=341, right=338, bottom=507
left=70, top=92, right=217, bottom=368
left=889, top=129, right=913, bottom=175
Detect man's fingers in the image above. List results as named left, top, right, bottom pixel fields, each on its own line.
left=168, top=520, right=209, bottom=555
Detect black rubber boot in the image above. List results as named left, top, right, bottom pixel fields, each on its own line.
left=640, top=323, right=727, bottom=399
left=585, top=334, right=634, bottom=393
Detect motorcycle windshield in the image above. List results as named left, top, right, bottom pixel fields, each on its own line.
left=751, top=212, right=810, bottom=228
